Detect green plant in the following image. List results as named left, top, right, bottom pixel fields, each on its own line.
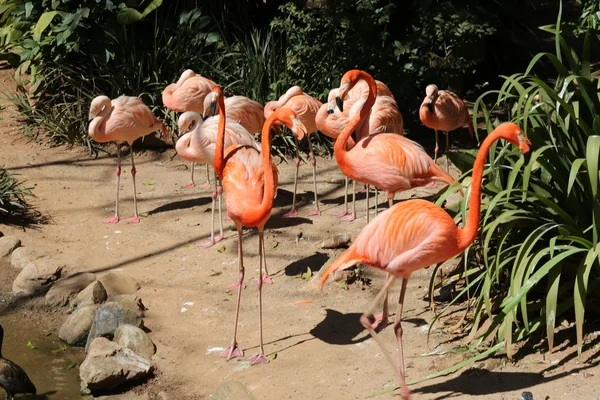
left=0, top=165, right=33, bottom=216
left=428, top=3, right=600, bottom=378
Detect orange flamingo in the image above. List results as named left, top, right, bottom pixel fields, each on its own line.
left=163, top=69, right=217, bottom=189
left=203, top=95, right=265, bottom=134
left=176, top=112, right=258, bottom=248
left=419, top=84, right=474, bottom=172
left=89, top=95, right=167, bottom=224
left=264, top=86, right=322, bottom=217
left=320, top=122, right=530, bottom=399
left=213, top=86, right=307, bottom=363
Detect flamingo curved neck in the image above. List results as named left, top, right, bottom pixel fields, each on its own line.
left=213, top=96, right=227, bottom=179
left=456, top=129, right=511, bottom=250
left=89, top=103, right=112, bottom=139
left=258, top=115, right=276, bottom=215
left=333, top=72, right=377, bottom=166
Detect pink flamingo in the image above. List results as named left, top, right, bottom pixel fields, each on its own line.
left=213, top=85, right=307, bottom=363
left=202, top=95, right=265, bottom=134
left=264, top=86, right=323, bottom=217
left=88, top=95, right=167, bottom=224
left=419, top=84, right=473, bottom=171
left=333, top=70, right=456, bottom=329
left=176, top=112, right=259, bottom=248
left=163, top=69, right=217, bottom=189
left=319, top=122, right=530, bottom=399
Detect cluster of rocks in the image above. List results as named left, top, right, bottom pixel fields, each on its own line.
left=0, top=236, right=155, bottom=396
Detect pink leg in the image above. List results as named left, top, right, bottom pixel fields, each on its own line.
left=332, top=176, right=350, bottom=217
left=249, top=230, right=269, bottom=364
left=125, top=149, right=140, bottom=224
left=185, top=162, right=196, bottom=188
left=104, top=147, right=121, bottom=223
left=370, top=273, right=391, bottom=332
left=284, top=156, right=301, bottom=218
left=434, top=129, right=439, bottom=163
left=306, top=136, right=320, bottom=217
left=260, top=233, right=272, bottom=284
left=221, top=227, right=245, bottom=360
left=199, top=164, right=212, bottom=189
left=200, top=175, right=224, bottom=248
left=341, top=180, right=356, bottom=222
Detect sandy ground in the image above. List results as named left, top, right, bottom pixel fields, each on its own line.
left=1, top=70, right=600, bottom=400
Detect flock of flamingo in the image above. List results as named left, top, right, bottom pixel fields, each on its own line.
left=87, top=69, right=531, bottom=399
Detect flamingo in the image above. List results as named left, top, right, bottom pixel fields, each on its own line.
left=163, top=69, right=217, bottom=189
left=0, top=324, right=36, bottom=400
left=319, top=122, right=530, bottom=399
left=176, top=112, right=258, bottom=248
left=264, top=86, right=323, bottom=217
left=202, top=95, right=265, bottom=134
left=89, top=95, right=167, bottom=224
left=213, top=85, right=307, bottom=363
left=419, top=84, right=474, bottom=172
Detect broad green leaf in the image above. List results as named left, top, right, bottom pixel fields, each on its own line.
left=33, top=11, right=59, bottom=41
left=546, top=266, right=561, bottom=352
left=574, top=247, right=597, bottom=355
left=585, top=136, right=600, bottom=198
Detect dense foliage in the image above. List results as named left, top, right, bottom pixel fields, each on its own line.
left=0, top=165, right=33, bottom=219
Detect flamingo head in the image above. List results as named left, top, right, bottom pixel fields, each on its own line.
left=336, top=69, right=372, bottom=112
left=209, top=86, right=224, bottom=117
left=497, top=122, right=531, bottom=154
left=177, top=69, right=196, bottom=86
left=425, top=84, right=439, bottom=112
left=88, top=95, right=111, bottom=122
left=177, top=112, right=203, bottom=138
left=271, top=108, right=307, bottom=140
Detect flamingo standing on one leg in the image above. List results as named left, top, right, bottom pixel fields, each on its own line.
left=213, top=85, right=307, bottom=363
left=332, top=70, right=456, bottom=329
left=264, top=86, right=322, bottom=217
left=320, top=122, right=530, bottom=399
left=203, top=95, right=265, bottom=134
left=89, top=95, right=167, bottom=224
left=419, top=84, right=474, bottom=172
left=163, top=69, right=217, bottom=189
left=176, top=112, right=258, bottom=248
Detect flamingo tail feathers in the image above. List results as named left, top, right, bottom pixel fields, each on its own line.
left=429, top=162, right=464, bottom=196
left=319, top=248, right=365, bottom=289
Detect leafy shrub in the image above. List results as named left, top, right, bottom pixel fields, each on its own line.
left=0, top=165, right=33, bottom=217
left=429, top=5, right=600, bottom=376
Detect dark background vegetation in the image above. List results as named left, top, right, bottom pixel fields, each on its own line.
left=1, top=0, right=600, bottom=372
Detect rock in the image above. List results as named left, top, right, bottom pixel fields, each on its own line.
left=10, top=247, right=49, bottom=270
left=212, top=381, right=257, bottom=400
left=0, top=236, right=20, bottom=259
left=114, top=324, right=155, bottom=359
left=12, top=261, right=63, bottom=295
left=45, top=272, right=96, bottom=307
left=94, top=394, right=149, bottom=400
left=59, top=305, right=99, bottom=346
left=99, top=272, right=140, bottom=297
left=73, top=280, right=108, bottom=309
left=110, top=294, right=146, bottom=318
left=321, top=234, right=351, bottom=249
left=86, top=302, right=143, bottom=351
left=79, top=337, right=153, bottom=394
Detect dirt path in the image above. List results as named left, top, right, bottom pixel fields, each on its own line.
left=1, top=73, right=599, bottom=400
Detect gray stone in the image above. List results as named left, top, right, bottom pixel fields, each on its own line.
left=45, top=272, right=96, bottom=307
left=212, top=381, right=257, bottom=400
left=12, top=261, right=63, bottom=295
left=85, top=302, right=143, bottom=351
left=10, top=247, right=49, bottom=269
left=59, top=305, right=99, bottom=346
left=110, top=294, right=146, bottom=318
left=79, top=337, right=153, bottom=394
left=114, top=324, right=155, bottom=359
left=73, top=280, right=108, bottom=309
left=99, top=272, right=140, bottom=297
left=0, top=236, right=20, bottom=259
left=321, top=234, right=351, bottom=249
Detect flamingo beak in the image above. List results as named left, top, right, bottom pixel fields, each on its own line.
left=210, top=92, right=218, bottom=117
left=293, top=118, right=307, bottom=140
left=335, top=82, right=350, bottom=113
left=518, top=133, right=532, bottom=154
left=427, top=96, right=434, bottom=113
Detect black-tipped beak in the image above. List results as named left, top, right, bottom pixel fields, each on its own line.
left=426, top=101, right=434, bottom=113
left=210, top=100, right=217, bottom=117
left=335, top=96, right=344, bottom=113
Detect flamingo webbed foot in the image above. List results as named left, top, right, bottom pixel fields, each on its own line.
left=341, top=213, right=356, bottom=222
left=307, top=209, right=320, bottom=216
left=260, top=275, right=273, bottom=284
left=332, top=209, right=348, bottom=218
left=370, top=313, right=391, bottom=332
left=224, top=215, right=232, bottom=221
left=284, top=209, right=298, bottom=218
left=248, top=352, right=269, bottom=365
left=184, top=182, right=195, bottom=189
left=103, top=216, right=119, bottom=224
left=220, top=345, right=244, bottom=360
left=125, top=216, right=140, bottom=224
left=199, top=182, right=211, bottom=190
left=199, top=236, right=222, bottom=248
left=226, top=282, right=247, bottom=290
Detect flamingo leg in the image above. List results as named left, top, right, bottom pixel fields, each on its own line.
left=394, top=278, right=409, bottom=378
left=341, top=180, right=357, bottom=222
left=284, top=137, right=301, bottom=218
left=125, top=148, right=140, bottom=224
left=249, top=230, right=269, bottom=364
left=217, top=178, right=224, bottom=242
left=333, top=176, right=349, bottom=217
left=104, top=146, right=121, bottom=224
left=366, top=184, right=370, bottom=223
left=200, top=171, right=224, bottom=248
left=388, top=192, right=394, bottom=209
left=221, top=226, right=245, bottom=360
left=360, top=274, right=411, bottom=400
left=306, top=134, right=320, bottom=216
left=434, top=129, right=439, bottom=163
left=261, top=232, right=273, bottom=284
left=445, top=131, right=450, bottom=172
left=375, top=188, right=379, bottom=216
left=371, top=272, right=391, bottom=332
left=185, top=162, right=196, bottom=189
